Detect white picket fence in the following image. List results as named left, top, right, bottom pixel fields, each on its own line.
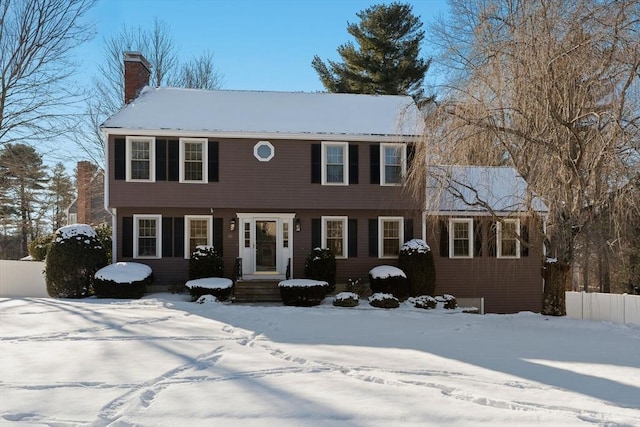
left=566, top=291, right=640, bottom=325
left=0, top=260, right=48, bottom=298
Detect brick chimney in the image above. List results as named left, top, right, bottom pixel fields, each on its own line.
left=124, top=51, right=151, bottom=104
left=76, top=161, right=93, bottom=225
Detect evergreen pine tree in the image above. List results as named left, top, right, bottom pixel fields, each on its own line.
left=312, top=2, right=433, bottom=103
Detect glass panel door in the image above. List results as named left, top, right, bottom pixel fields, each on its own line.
left=255, top=220, right=277, bottom=271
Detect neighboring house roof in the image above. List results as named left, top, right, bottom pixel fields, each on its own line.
left=101, top=87, right=423, bottom=139
left=427, top=166, right=548, bottom=215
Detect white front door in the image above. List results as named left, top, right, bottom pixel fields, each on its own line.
left=237, top=213, right=294, bottom=280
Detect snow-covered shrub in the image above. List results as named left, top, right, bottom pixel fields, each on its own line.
left=398, top=239, right=436, bottom=297
left=93, top=262, right=152, bottom=299
left=368, top=292, right=399, bottom=309
left=304, top=248, right=336, bottom=292
left=45, top=224, right=108, bottom=298
left=333, top=292, right=359, bottom=307
left=185, top=277, right=233, bottom=302
left=28, top=233, right=55, bottom=261
left=410, top=295, right=437, bottom=309
left=437, top=294, right=457, bottom=310
left=368, top=265, right=410, bottom=301
left=279, top=279, right=329, bottom=306
left=188, top=245, right=224, bottom=280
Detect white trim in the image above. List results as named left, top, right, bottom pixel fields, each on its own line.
left=321, top=141, right=349, bottom=185
left=321, top=216, right=348, bottom=259
left=126, top=136, right=156, bottom=182
left=254, top=141, right=275, bottom=162
left=179, top=137, right=208, bottom=183
left=380, top=143, right=406, bottom=186
left=184, top=215, right=213, bottom=259
left=449, top=218, right=474, bottom=259
left=133, top=214, right=162, bottom=259
left=378, top=216, right=404, bottom=259
left=497, top=218, right=521, bottom=259
left=103, top=128, right=421, bottom=143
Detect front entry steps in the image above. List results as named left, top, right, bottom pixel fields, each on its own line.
left=233, top=280, right=282, bottom=303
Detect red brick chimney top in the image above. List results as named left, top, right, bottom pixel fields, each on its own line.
left=124, top=51, right=151, bottom=104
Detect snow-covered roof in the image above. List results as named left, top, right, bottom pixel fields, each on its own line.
left=101, top=87, right=423, bottom=139
left=427, top=166, right=548, bottom=214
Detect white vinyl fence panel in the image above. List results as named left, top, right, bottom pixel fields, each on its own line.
left=0, top=260, right=48, bottom=298
left=566, top=291, right=640, bottom=325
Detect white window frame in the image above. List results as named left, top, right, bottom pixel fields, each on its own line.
left=184, top=215, right=213, bottom=259
left=321, top=141, right=349, bottom=186
left=378, top=216, right=404, bottom=259
left=133, top=214, right=162, bottom=259
left=497, top=218, right=521, bottom=259
left=254, top=140, right=275, bottom=162
left=380, top=143, right=406, bottom=186
left=126, top=136, right=155, bottom=182
left=321, top=216, right=348, bottom=259
left=449, top=218, right=474, bottom=259
left=179, top=138, right=208, bottom=183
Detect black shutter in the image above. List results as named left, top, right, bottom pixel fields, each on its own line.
left=174, top=217, right=184, bottom=258
left=168, top=140, right=179, bottom=181
left=162, top=217, right=173, bottom=257
left=156, top=139, right=167, bottom=181
left=474, top=220, right=483, bottom=257
left=488, top=221, right=497, bottom=257
left=311, top=144, right=321, bottom=184
left=369, top=219, right=378, bottom=257
left=349, top=144, right=359, bottom=184
left=521, top=223, right=530, bottom=257
left=311, top=218, right=321, bottom=248
left=208, top=141, right=219, bottom=182
left=214, top=217, right=223, bottom=256
left=114, top=138, right=126, bottom=180
left=404, top=218, right=413, bottom=242
left=406, top=143, right=416, bottom=172
left=348, top=219, right=358, bottom=257
left=122, top=216, right=133, bottom=257
left=370, top=144, right=380, bottom=184
left=439, top=220, right=448, bottom=257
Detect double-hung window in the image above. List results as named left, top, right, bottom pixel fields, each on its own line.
left=379, top=216, right=404, bottom=258
left=497, top=219, right=520, bottom=258
left=322, top=216, right=348, bottom=258
left=133, top=214, right=161, bottom=258
left=449, top=218, right=473, bottom=258
left=180, top=138, right=208, bottom=183
left=381, top=143, right=406, bottom=185
left=126, top=137, right=155, bottom=182
left=322, top=141, right=348, bottom=185
left=185, top=215, right=212, bottom=258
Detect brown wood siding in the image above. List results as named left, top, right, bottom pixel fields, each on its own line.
left=426, top=216, right=544, bottom=314
left=107, top=136, right=422, bottom=211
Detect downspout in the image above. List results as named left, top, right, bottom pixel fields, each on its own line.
left=102, top=129, right=117, bottom=264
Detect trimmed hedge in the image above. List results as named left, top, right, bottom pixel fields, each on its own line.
left=185, top=277, right=233, bottom=302
left=189, top=245, right=224, bottom=280
left=368, top=293, right=399, bottom=309
left=279, top=279, right=329, bottom=306
left=369, top=266, right=410, bottom=301
left=93, top=262, right=152, bottom=299
left=304, top=248, right=336, bottom=292
left=398, top=239, right=436, bottom=297
left=333, top=292, right=359, bottom=307
left=411, top=295, right=437, bottom=309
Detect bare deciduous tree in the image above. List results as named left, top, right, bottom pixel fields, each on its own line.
left=172, top=51, right=224, bottom=91
left=409, top=0, right=640, bottom=313
left=0, top=0, right=96, bottom=148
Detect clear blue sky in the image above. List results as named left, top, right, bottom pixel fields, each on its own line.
left=77, top=0, right=450, bottom=92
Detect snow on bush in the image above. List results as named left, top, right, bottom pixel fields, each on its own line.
left=369, top=265, right=406, bottom=279
left=399, top=238, right=436, bottom=297
left=369, top=265, right=409, bottom=301
left=409, top=295, right=437, bottom=309
left=333, top=292, right=359, bottom=307
left=93, top=262, right=153, bottom=299
left=368, top=292, right=399, bottom=309
left=279, top=279, right=329, bottom=307
left=436, top=294, right=458, bottom=310
left=185, top=277, right=233, bottom=302
left=400, top=239, right=430, bottom=253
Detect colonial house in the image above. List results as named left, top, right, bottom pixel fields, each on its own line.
left=101, top=52, right=545, bottom=313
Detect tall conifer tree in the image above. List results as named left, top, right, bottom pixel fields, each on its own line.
left=312, top=2, right=432, bottom=102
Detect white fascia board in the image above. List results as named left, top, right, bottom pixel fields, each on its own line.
left=100, top=127, right=421, bottom=143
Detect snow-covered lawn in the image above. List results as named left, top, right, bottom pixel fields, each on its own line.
left=1, top=294, right=638, bottom=426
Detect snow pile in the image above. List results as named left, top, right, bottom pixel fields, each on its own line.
left=185, top=277, right=233, bottom=290
left=400, top=238, right=430, bottom=253
left=369, top=265, right=406, bottom=279
left=55, top=224, right=97, bottom=242
left=95, top=262, right=152, bottom=284
left=195, top=295, right=219, bottom=304
left=278, top=279, right=328, bottom=288
left=369, top=292, right=396, bottom=301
